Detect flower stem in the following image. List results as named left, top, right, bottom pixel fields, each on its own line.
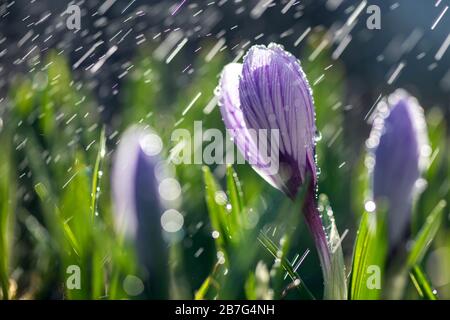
left=303, top=190, right=331, bottom=277
left=302, top=184, right=347, bottom=300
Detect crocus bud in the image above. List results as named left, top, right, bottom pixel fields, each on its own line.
left=217, top=44, right=346, bottom=299
left=112, top=125, right=169, bottom=298
left=368, top=90, right=429, bottom=248
left=218, top=43, right=317, bottom=199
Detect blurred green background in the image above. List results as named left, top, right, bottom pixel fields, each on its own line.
left=0, top=0, right=449, bottom=300
left=0, top=34, right=448, bottom=299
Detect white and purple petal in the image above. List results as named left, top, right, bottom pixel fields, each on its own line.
left=217, top=43, right=317, bottom=198
left=218, top=62, right=283, bottom=190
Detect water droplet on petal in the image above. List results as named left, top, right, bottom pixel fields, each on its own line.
left=314, top=130, right=322, bottom=142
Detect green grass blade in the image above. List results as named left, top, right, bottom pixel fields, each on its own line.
left=90, top=127, right=106, bottom=221
left=349, top=209, right=387, bottom=300
left=202, top=166, right=229, bottom=251
left=409, top=265, right=438, bottom=300
left=318, top=194, right=348, bottom=300
left=258, top=231, right=315, bottom=300
left=407, top=200, right=446, bottom=267
left=62, top=218, right=81, bottom=256
left=194, top=265, right=221, bottom=301
left=195, top=276, right=213, bottom=300
left=226, top=165, right=244, bottom=240
left=0, top=132, right=15, bottom=299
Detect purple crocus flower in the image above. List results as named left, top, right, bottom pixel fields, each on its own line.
left=112, top=125, right=169, bottom=298
left=368, top=90, right=429, bottom=248
left=217, top=43, right=344, bottom=298
left=218, top=44, right=317, bottom=198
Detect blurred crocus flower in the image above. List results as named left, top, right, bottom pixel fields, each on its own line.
left=217, top=43, right=346, bottom=299
left=112, top=125, right=181, bottom=298
left=368, top=90, right=429, bottom=248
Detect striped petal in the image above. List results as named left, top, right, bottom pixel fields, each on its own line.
left=238, top=43, right=316, bottom=197
left=218, top=62, right=282, bottom=190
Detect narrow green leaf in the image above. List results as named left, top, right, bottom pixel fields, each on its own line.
left=349, top=209, right=387, bottom=300
left=318, top=194, right=348, bottom=300
left=195, top=276, right=213, bottom=300
left=244, top=273, right=257, bottom=300
left=90, top=127, right=106, bottom=221
left=258, top=232, right=315, bottom=300
left=0, top=132, right=15, bottom=299
left=34, top=183, right=71, bottom=254
left=62, top=218, right=81, bottom=256
left=226, top=165, right=244, bottom=239
left=408, top=200, right=446, bottom=267
left=409, top=265, right=438, bottom=300
left=202, top=166, right=228, bottom=251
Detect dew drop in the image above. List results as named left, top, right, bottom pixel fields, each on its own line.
left=415, top=178, right=428, bottom=193
left=420, top=145, right=432, bottom=157
left=314, top=130, right=322, bottom=142
left=214, top=191, right=227, bottom=205
left=364, top=200, right=376, bottom=212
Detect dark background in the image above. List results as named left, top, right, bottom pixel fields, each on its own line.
left=1, top=0, right=449, bottom=118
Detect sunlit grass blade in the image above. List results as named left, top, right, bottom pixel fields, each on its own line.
left=60, top=155, right=104, bottom=299
left=318, top=194, right=348, bottom=300
left=404, top=200, right=446, bottom=300
left=409, top=265, right=438, bottom=300
left=0, top=132, right=15, bottom=299
left=34, top=182, right=80, bottom=257
left=226, top=165, right=244, bottom=240
left=195, top=276, right=213, bottom=300
left=349, top=209, right=387, bottom=300
left=88, top=128, right=108, bottom=299
left=90, top=127, right=106, bottom=221
left=202, top=166, right=229, bottom=251
left=26, top=132, right=67, bottom=252
left=407, top=200, right=446, bottom=267
left=194, top=263, right=221, bottom=300
left=258, top=231, right=315, bottom=300
left=260, top=178, right=311, bottom=299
